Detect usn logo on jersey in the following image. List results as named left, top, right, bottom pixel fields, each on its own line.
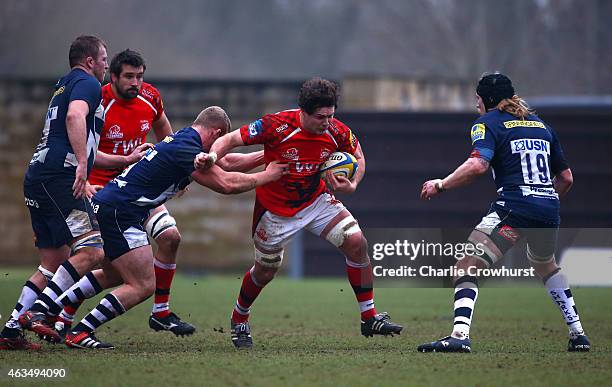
left=510, top=139, right=550, bottom=154
left=471, top=123, right=486, bottom=144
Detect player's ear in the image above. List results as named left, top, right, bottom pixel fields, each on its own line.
left=85, top=56, right=95, bottom=69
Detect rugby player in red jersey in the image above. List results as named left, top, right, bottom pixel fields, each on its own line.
left=206, top=77, right=403, bottom=348
left=57, top=49, right=196, bottom=336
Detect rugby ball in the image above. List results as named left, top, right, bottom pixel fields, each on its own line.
left=319, top=152, right=358, bottom=180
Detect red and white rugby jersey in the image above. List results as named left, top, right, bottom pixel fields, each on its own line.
left=240, top=109, right=359, bottom=217
left=89, top=82, right=164, bottom=186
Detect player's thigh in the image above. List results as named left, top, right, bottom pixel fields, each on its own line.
left=523, top=222, right=559, bottom=264
left=38, top=246, right=71, bottom=271
left=306, top=193, right=362, bottom=251
left=252, top=211, right=306, bottom=252
left=468, top=209, right=523, bottom=266
left=24, top=179, right=99, bottom=250
left=110, top=245, right=154, bottom=289
left=251, top=200, right=319, bottom=268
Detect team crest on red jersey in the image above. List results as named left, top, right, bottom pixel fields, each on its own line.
left=106, top=125, right=123, bottom=139
left=320, top=148, right=331, bottom=159
left=140, top=120, right=150, bottom=132
left=282, top=147, right=299, bottom=160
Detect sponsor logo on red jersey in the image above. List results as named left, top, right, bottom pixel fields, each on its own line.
left=140, top=120, right=150, bottom=132
left=282, top=147, right=299, bottom=160
left=140, top=87, right=155, bottom=100
left=106, top=125, right=123, bottom=139
left=276, top=123, right=289, bottom=133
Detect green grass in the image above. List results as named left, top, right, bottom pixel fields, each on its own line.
left=1, top=268, right=611, bottom=387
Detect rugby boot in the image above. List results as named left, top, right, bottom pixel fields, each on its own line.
left=417, top=335, right=472, bottom=353
left=65, top=331, right=114, bottom=350
left=52, top=318, right=72, bottom=343
left=0, top=328, right=42, bottom=350
left=149, top=312, right=196, bottom=336
left=568, top=334, right=590, bottom=352
left=230, top=320, right=253, bottom=349
left=18, top=311, right=61, bottom=343
left=361, top=312, right=403, bottom=337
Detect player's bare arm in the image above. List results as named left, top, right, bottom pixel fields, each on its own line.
left=66, top=100, right=90, bottom=198
left=421, top=156, right=489, bottom=200
left=194, top=129, right=246, bottom=170
left=210, top=129, right=245, bottom=160
left=190, top=161, right=288, bottom=194
left=553, top=168, right=573, bottom=197
left=94, top=143, right=153, bottom=168
left=152, top=112, right=173, bottom=142
left=215, top=151, right=265, bottom=172
left=325, top=143, right=365, bottom=194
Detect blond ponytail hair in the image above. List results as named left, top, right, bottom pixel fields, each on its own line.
left=497, top=95, right=533, bottom=120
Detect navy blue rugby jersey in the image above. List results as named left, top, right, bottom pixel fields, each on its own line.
left=94, top=127, right=204, bottom=212
left=25, top=69, right=104, bottom=184
left=469, top=110, right=569, bottom=223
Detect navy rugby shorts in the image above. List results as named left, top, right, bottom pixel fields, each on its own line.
left=474, top=207, right=559, bottom=261
left=91, top=199, right=150, bottom=260
left=24, top=178, right=99, bottom=249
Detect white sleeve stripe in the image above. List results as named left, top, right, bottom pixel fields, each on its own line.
left=280, top=128, right=302, bottom=143
left=137, top=95, right=158, bottom=115
left=324, top=130, right=338, bottom=147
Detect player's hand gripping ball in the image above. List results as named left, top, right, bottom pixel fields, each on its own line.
left=319, top=152, right=358, bottom=180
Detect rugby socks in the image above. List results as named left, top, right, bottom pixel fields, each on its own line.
left=231, top=267, right=264, bottom=323
left=451, top=275, right=479, bottom=340
left=345, top=259, right=377, bottom=321
left=72, top=294, right=125, bottom=333
left=543, top=269, right=585, bottom=338
left=55, top=272, right=103, bottom=323
left=152, top=259, right=176, bottom=319
left=59, top=301, right=82, bottom=325
left=31, top=261, right=81, bottom=316
left=3, top=281, right=42, bottom=331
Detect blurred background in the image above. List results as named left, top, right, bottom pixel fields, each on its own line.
left=1, top=0, right=611, bottom=278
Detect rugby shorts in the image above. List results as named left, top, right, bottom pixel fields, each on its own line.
left=473, top=207, right=559, bottom=261
left=24, top=178, right=99, bottom=249
left=252, top=192, right=346, bottom=250
left=92, top=199, right=150, bottom=260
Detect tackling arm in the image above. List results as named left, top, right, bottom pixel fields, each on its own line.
left=191, top=161, right=287, bottom=195
left=209, top=129, right=245, bottom=160
left=216, top=151, right=265, bottom=172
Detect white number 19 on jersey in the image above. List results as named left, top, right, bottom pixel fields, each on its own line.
left=510, top=139, right=551, bottom=185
